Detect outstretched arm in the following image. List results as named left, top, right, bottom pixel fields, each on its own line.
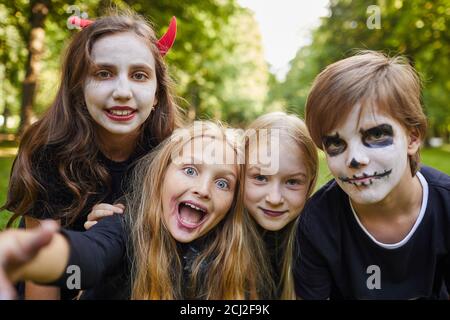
left=1, top=214, right=127, bottom=299
left=0, top=220, right=68, bottom=299
left=24, top=217, right=61, bottom=300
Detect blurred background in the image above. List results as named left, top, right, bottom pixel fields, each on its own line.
left=0, top=0, right=449, bottom=228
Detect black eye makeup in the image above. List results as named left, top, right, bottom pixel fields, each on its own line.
left=322, top=133, right=347, bottom=157
left=361, top=124, right=393, bottom=148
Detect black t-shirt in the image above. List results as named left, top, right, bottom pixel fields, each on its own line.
left=19, top=147, right=143, bottom=299
left=293, top=166, right=450, bottom=300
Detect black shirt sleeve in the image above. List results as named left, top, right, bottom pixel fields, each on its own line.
left=294, top=207, right=333, bottom=300
left=50, top=213, right=127, bottom=290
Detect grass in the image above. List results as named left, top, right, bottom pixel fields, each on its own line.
left=0, top=156, right=15, bottom=230
left=0, top=145, right=449, bottom=230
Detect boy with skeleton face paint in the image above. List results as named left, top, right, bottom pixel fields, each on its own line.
left=294, top=51, right=450, bottom=299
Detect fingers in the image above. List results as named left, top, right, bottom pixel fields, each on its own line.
left=17, top=220, right=59, bottom=259
left=87, top=204, right=124, bottom=220
left=0, top=270, right=17, bottom=300
left=92, top=203, right=124, bottom=213
left=0, top=221, right=58, bottom=300
left=0, top=235, right=18, bottom=300
left=114, top=203, right=125, bottom=210
left=85, top=203, right=125, bottom=230
left=86, top=210, right=115, bottom=222
left=84, top=221, right=97, bottom=230
left=86, top=203, right=125, bottom=223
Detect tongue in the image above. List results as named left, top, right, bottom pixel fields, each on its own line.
left=179, top=204, right=203, bottom=224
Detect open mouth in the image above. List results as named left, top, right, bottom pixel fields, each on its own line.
left=259, top=207, right=288, bottom=217
left=104, top=107, right=137, bottom=121
left=339, top=169, right=392, bottom=186
left=176, top=201, right=208, bottom=229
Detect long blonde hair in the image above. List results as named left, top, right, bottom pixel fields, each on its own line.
left=245, top=112, right=318, bottom=299
left=127, top=121, right=273, bottom=299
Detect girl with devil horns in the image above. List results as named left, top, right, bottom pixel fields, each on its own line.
left=1, top=11, right=182, bottom=299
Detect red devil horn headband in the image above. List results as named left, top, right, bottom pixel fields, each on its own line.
left=156, top=16, right=177, bottom=56
left=68, top=16, right=177, bottom=57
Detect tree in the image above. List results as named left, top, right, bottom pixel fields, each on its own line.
left=2, top=0, right=271, bottom=132
left=273, top=0, right=450, bottom=140
left=17, top=0, right=51, bottom=137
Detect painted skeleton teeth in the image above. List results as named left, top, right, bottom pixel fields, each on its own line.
left=184, top=202, right=206, bottom=213
left=352, top=178, right=373, bottom=187
left=339, top=169, right=392, bottom=184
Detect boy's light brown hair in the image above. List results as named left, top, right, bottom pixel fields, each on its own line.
left=305, top=50, right=427, bottom=175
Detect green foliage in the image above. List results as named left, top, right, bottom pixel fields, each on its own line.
left=1, top=0, right=270, bottom=128
left=2, top=0, right=448, bottom=130
left=0, top=155, right=14, bottom=230
left=0, top=1, right=29, bottom=128
left=271, top=0, right=450, bottom=140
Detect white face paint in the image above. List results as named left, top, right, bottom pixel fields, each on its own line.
left=323, top=104, right=412, bottom=204
left=84, top=32, right=158, bottom=137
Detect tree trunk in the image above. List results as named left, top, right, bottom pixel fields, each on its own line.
left=2, top=106, right=10, bottom=133
left=17, top=0, right=50, bottom=138
left=188, top=84, right=199, bottom=121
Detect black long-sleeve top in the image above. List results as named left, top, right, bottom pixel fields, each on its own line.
left=52, top=214, right=212, bottom=299
left=55, top=214, right=131, bottom=299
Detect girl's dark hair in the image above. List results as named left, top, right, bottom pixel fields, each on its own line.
left=3, top=13, right=183, bottom=227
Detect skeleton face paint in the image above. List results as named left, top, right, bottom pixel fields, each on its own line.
left=323, top=104, right=411, bottom=204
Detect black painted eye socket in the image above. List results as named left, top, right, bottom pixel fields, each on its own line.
left=322, top=136, right=347, bottom=156
left=362, top=124, right=394, bottom=147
